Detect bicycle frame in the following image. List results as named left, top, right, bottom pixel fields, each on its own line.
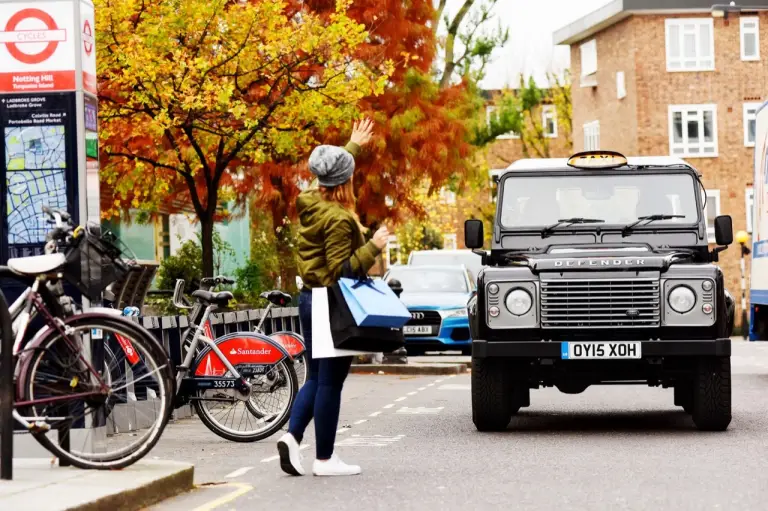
left=175, top=303, right=249, bottom=392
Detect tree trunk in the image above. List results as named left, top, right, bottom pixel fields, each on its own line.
left=200, top=214, right=215, bottom=278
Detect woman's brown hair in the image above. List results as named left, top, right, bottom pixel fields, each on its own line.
left=319, top=180, right=368, bottom=233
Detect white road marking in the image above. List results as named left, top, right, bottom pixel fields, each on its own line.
left=407, top=391, right=417, bottom=395
left=418, top=387, right=426, bottom=391
left=336, top=435, right=404, bottom=447
left=438, top=384, right=470, bottom=391
left=224, top=466, right=254, bottom=478
left=395, top=397, right=407, bottom=402
left=427, top=383, right=435, bottom=387
left=383, top=404, right=394, bottom=409
left=354, top=419, right=368, bottom=425
left=260, top=445, right=309, bottom=463
left=337, top=426, right=351, bottom=433
left=434, top=379, right=444, bottom=383
left=396, top=406, right=444, bottom=415
left=369, top=411, right=382, bottom=417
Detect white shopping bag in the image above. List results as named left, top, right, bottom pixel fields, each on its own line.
left=312, top=287, right=366, bottom=358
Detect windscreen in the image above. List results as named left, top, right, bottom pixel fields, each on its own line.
left=499, top=173, right=700, bottom=228
left=409, top=252, right=482, bottom=274
left=386, top=269, right=468, bottom=294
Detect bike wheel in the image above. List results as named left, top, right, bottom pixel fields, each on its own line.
left=293, top=353, right=307, bottom=387
left=17, top=315, right=175, bottom=469
left=195, top=359, right=298, bottom=442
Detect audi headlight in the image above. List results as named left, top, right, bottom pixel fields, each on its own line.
left=505, top=289, right=532, bottom=316
left=439, top=308, right=468, bottom=319
left=668, top=285, right=696, bottom=314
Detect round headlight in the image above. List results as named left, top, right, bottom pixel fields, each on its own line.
left=505, top=289, right=532, bottom=316
left=668, top=286, right=696, bottom=314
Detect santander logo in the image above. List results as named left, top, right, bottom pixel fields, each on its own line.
left=230, top=347, right=272, bottom=356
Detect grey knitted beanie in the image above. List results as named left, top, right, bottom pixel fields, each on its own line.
left=308, top=145, right=355, bottom=187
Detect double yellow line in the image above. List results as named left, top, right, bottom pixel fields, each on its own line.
left=191, top=482, right=253, bottom=511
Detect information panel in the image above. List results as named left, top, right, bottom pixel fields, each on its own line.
left=1, top=92, right=77, bottom=259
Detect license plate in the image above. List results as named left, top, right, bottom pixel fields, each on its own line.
left=404, top=325, right=432, bottom=335
left=561, top=341, right=641, bottom=360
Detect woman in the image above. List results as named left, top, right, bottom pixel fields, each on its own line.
left=277, top=119, right=389, bottom=477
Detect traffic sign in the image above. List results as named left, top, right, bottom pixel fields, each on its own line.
left=0, top=2, right=76, bottom=92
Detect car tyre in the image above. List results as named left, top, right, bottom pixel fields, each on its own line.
left=471, top=358, right=518, bottom=431
left=691, top=356, right=731, bottom=431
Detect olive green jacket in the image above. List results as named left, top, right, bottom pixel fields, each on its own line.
left=296, top=142, right=381, bottom=289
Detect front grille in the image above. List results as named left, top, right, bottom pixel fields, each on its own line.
left=407, top=310, right=442, bottom=327
left=540, top=278, right=660, bottom=329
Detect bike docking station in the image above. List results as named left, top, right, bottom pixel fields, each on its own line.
left=0, top=0, right=106, bottom=467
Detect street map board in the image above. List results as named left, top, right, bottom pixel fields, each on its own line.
left=1, top=92, right=77, bottom=260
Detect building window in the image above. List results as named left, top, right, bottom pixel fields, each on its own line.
left=583, top=121, right=600, bottom=150
left=440, top=187, right=457, bottom=205
left=580, top=39, right=597, bottom=87
left=744, top=102, right=762, bottom=147
left=668, top=104, right=718, bottom=157
left=741, top=16, right=760, bottom=61
left=542, top=105, right=557, bottom=138
left=665, top=18, right=715, bottom=72
left=443, top=233, right=457, bottom=250
left=747, top=186, right=754, bottom=233
left=616, top=71, right=626, bottom=99
left=384, top=235, right=400, bottom=268
left=486, top=106, right=518, bottom=139
left=705, top=189, right=721, bottom=243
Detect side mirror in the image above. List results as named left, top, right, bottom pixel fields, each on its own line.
left=714, top=215, right=733, bottom=246
left=465, top=219, right=484, bottom=249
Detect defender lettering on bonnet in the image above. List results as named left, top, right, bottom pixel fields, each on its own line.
left=553, top=258, right=646, bottom=267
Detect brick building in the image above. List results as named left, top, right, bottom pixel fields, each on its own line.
left=554, top=0, right=768, bottom=323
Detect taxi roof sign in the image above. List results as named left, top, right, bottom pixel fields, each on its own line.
left=567, top=151, right=628, bottom=169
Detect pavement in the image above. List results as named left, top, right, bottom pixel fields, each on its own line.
left=140, top=338, right=768, bottom=511
left=0, top=459, right=193, bottom=511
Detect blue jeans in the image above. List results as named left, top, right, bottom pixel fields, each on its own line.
left=288, top=290, right=353, bottom=460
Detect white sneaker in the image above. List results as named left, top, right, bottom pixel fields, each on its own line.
left=312, top=453, right=361, bottom=476
left=277, top=433, right=305, bottom=476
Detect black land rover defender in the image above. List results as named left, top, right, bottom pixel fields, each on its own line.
left=465, top=151, right=736, bottom=432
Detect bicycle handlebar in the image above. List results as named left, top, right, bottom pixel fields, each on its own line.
left=200, top=276, right=235, bottom=288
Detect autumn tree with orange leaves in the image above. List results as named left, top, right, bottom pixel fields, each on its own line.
left=96, top=0, right=390, bottom=277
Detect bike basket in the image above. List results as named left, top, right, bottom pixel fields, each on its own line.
left=63, top=225, right=136, bottom=301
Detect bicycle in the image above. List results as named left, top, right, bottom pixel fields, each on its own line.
left=169, top=279, right=299, bottom=442
left=0, top=208, right=175, bottom=469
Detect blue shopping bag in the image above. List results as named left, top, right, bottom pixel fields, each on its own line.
left=338, top=277, right=411, bottom=328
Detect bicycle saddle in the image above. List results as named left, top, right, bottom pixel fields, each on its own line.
left=192, top=290, right=233, bottom=306
left=7, top=253, right=66, bottom=276
left=260, top=290, right=292, bottom=306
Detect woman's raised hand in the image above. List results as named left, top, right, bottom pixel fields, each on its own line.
left=350, top=118, right=374, bottom=147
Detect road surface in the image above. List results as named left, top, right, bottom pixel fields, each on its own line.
left=149, top=340, right=768, bottom=511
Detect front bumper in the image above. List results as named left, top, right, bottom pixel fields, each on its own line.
left=405, top=316, right=471, bottom=347
left=472, top=338, right=731, bottom=358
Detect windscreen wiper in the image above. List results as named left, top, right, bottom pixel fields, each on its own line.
left=541, top=217, right=605, bottom=238
left=621, top=214, right=684, bottom=237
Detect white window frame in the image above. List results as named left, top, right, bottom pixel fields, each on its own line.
left=542, top=105, right=557, bottom=138
left=668, top=104, right=718, bottom=157
left=705, top=189, right=721, bottom=243
left=580, top=39, right=597, bottom=87
left=486, top=105, right=519, bottom=139
left=443, top=233, right=458, bottom=250
left=740, top=16, right=760, bottom=61
left=665, top=18, right=715, bottom=72
left=746, top=186, right=754, bottom=233
left=583, top=121, right=600, bottom=151
left=744, top=102, right=762, bottom=147
left=616, top=71, right=626, bottom=99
